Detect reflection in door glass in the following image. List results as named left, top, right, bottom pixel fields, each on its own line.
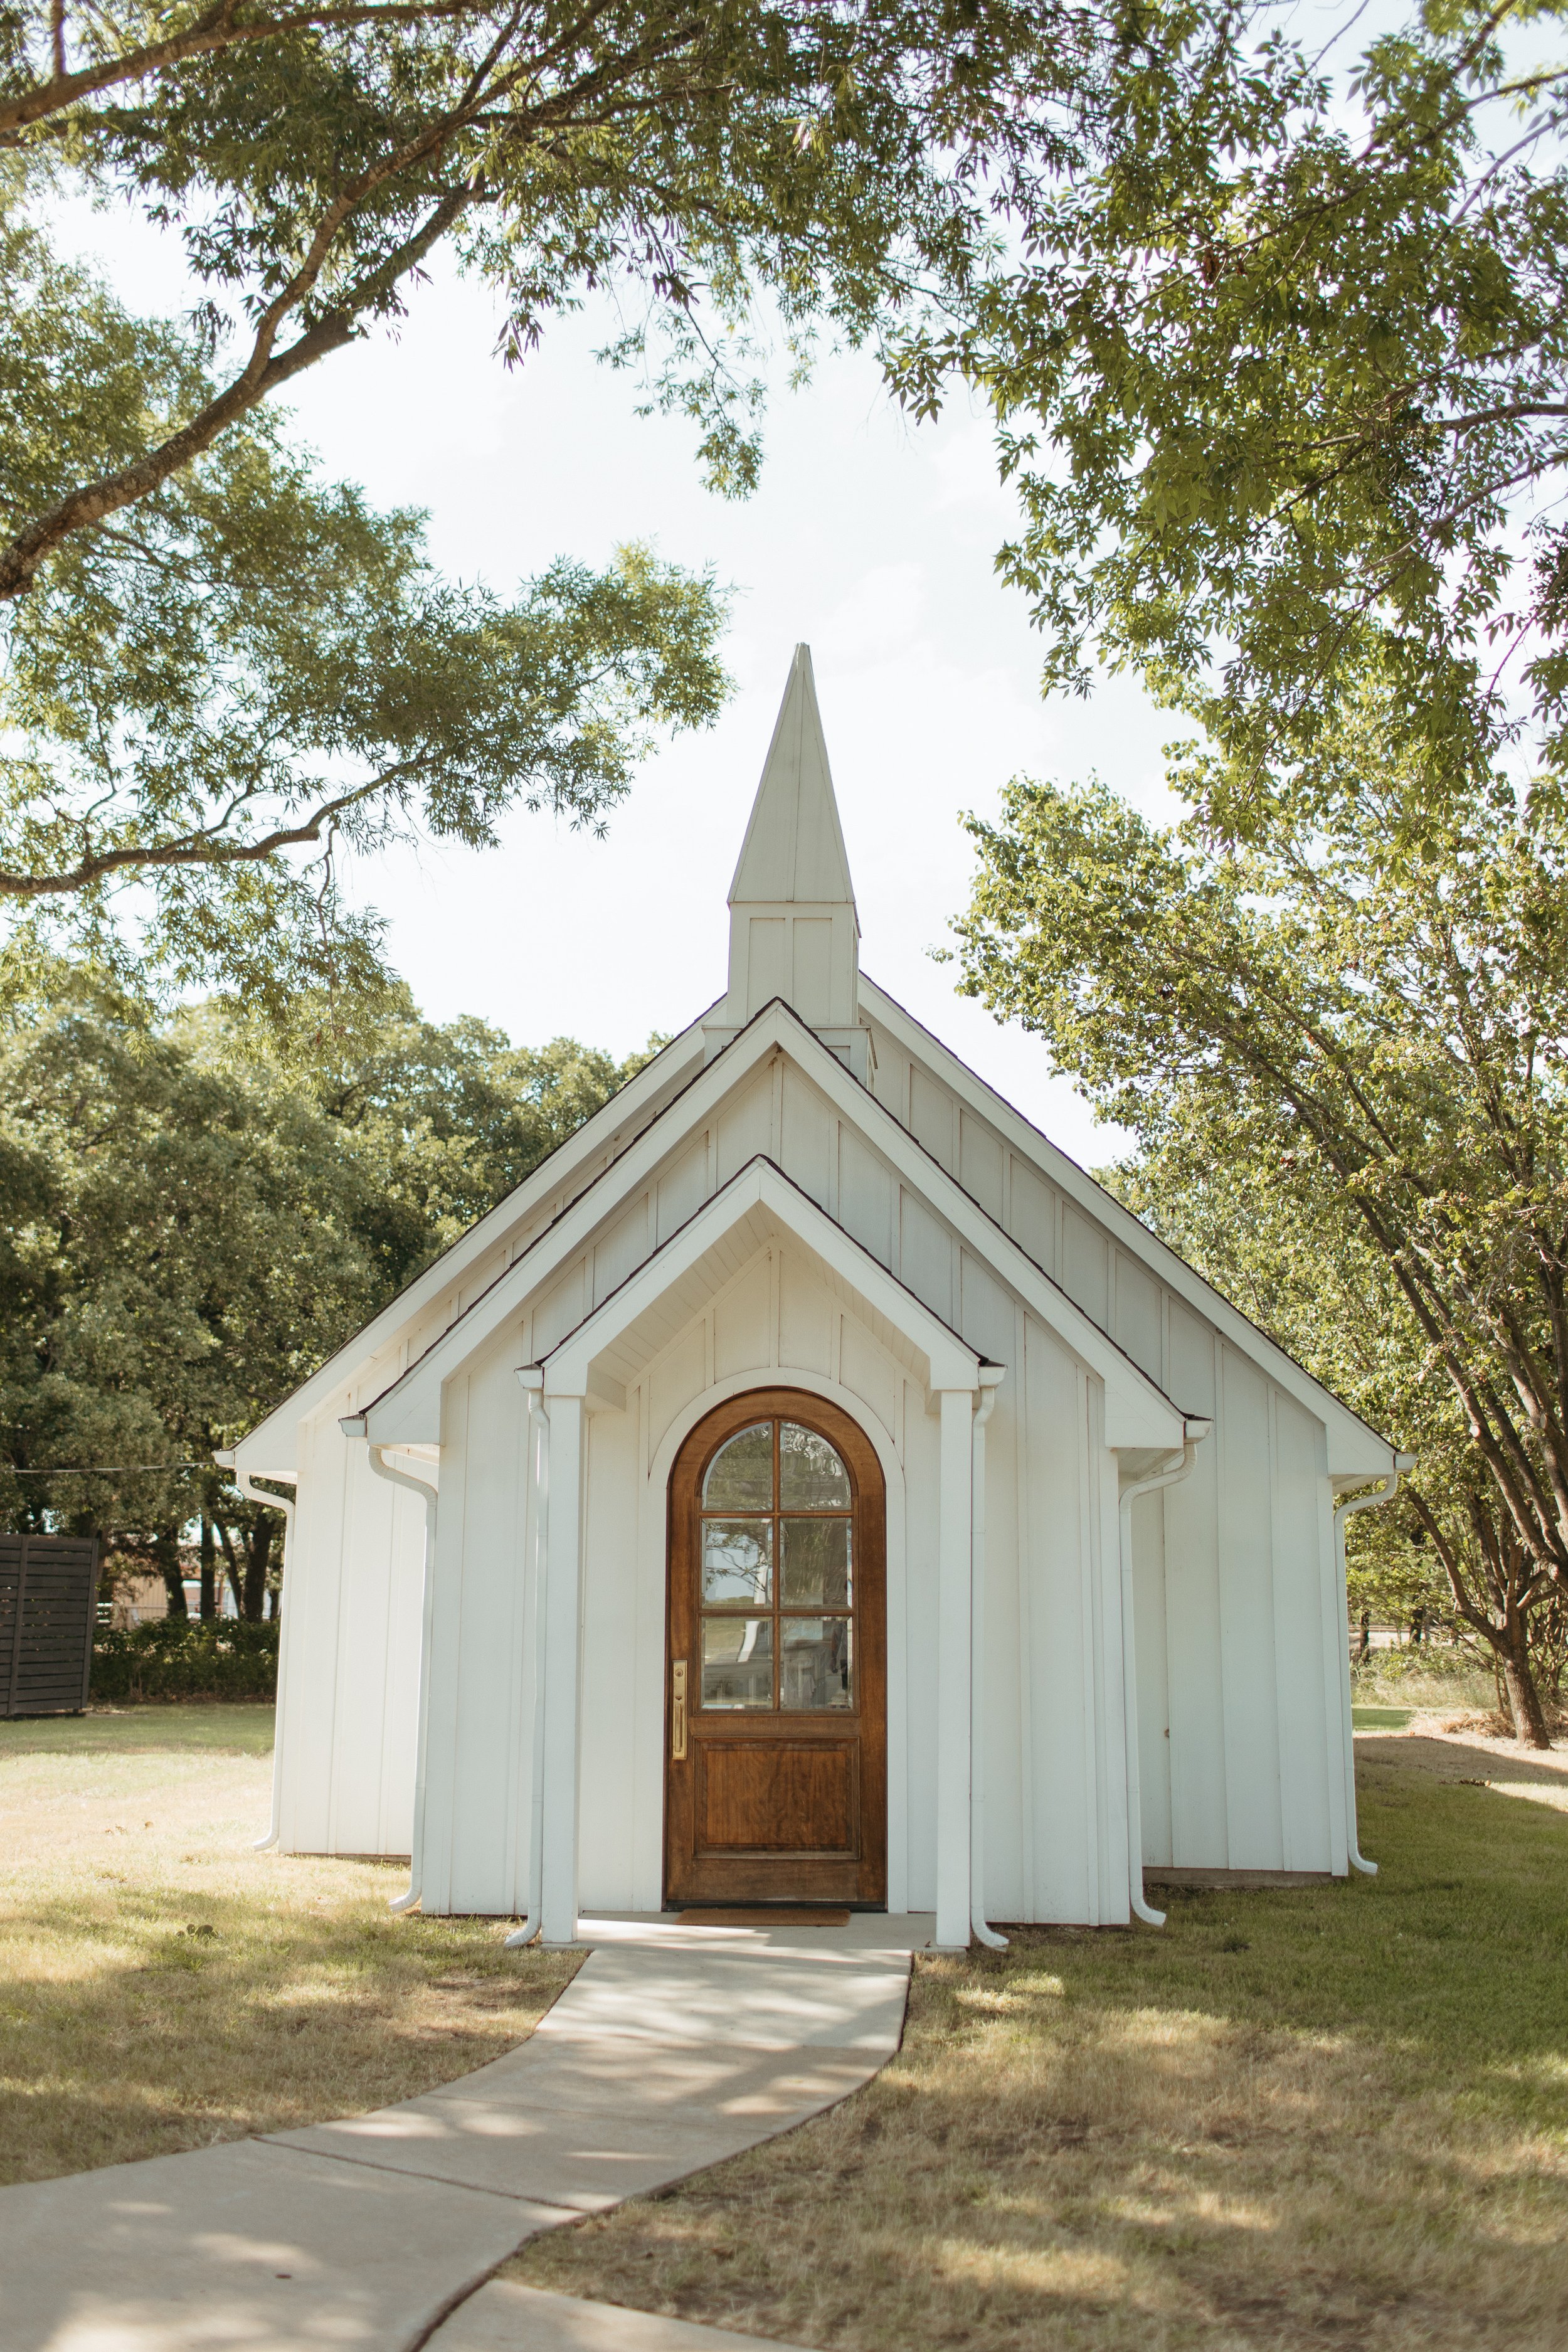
left=701, top=1616, right=774, bottom=1707
left=702, top=1424, right=773, bottom=1510
left=778, top=1423, right=850, bottom=1508
left=701, top=1518, right=773, bottom=1608
left=780, top=1617, right=852, bottom=1708
left=780, top=1517, right=851, bottom=1608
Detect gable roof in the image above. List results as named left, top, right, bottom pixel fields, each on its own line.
left=234, top=644, right=1395, bottom=1486
left=344, top=999, right=1193, bottom=1454
left=527, top=1155, right=985, bottom=1406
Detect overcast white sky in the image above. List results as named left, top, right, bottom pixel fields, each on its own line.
left=71, top=211, right=1182, bottom=1168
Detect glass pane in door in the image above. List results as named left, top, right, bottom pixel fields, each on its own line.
left=701, top=1616, right=774, bottom=1708
left=701, top=1519, right=773, bottom=1608
left=780, top=1518, right=852, bottom=1608
left=702, top=1424, right=774, bottom=1510
left=778, top=1424, right=850, bottom=1507
left=780, top=1617, right=852, bottom=1708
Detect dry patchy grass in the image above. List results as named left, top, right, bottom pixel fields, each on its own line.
left=0, top=1705, right=577, bottom=2186
left=513, top=1738, right=1568, bottom=2352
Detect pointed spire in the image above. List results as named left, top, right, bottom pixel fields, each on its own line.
left=706, top=645, right=867, bottom=1073
left=729, top=645, right=856, bottom=909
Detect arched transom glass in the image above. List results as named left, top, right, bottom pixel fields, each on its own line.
left=699, top=1419, right=854, bottom=1712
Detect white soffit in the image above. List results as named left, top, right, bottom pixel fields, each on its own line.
left=358, top=1000, right=1187, bottom=1452
left=860, top=976, right=1396, bottom=1479
left=533, top=1157, right=983, bottom=1407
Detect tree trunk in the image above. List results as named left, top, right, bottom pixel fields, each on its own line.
left=199, top=1515, right=216, bottom=1620
left=1500, top=1623, right=1554, bottom=1749
left=242, top=1520, right=272, bottom=1620
left=156, top=1528, right=188, bottom=1619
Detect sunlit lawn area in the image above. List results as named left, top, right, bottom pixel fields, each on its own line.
left=516, top=1734, right=1568, bottom=2352
left=9, top=1703, right=1568, bottom=2351
left=0, top=1705, right=576, bottom=2186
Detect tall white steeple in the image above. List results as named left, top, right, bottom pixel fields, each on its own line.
left=704, top=646, right=870, bottom=1077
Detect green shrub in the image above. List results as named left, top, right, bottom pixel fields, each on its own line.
left=91, top=1620, right=278, bottom=1703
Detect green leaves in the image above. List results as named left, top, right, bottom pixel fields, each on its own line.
left=0, top=964, right=650, bottom=1540
left=897, top=0, right=1568, bottom=822
left=0, top=3, right=1091, bottom=589
left=0, top=186, right=731, bottom=1002
left=953, top=674, right=1568, bottom=1645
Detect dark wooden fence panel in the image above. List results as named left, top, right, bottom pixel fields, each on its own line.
left=0, top=1535, right=99, bottom=1717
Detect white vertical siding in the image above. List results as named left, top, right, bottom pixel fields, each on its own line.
left=275, top=1405, right=422, bottom=1858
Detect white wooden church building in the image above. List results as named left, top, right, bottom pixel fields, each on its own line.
left=230, top=647, right=1401, bottom=1947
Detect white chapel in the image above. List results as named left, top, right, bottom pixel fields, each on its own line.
left=229, top=647, right=1400, bottom=1947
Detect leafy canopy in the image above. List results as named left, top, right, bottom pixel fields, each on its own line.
left=952, top=674, right=1568, bottom=1688
left=895, top=0, right=1568, bottom=825
left=1, top=0, right=1093, bottom=598
left=0, top=181, right=730, bottom=1000
left=0, top=961, right=654, bottom=1554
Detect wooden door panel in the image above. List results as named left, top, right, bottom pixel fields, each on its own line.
left=664, top=1389, right=886, bottom=1907
left=697, top=1742, right=858, bottom=1855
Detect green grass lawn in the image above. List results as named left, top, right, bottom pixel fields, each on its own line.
left=516, top=1734, right=1568, bottom=2352
left=0, top=1704, right=576, bottom=2186
left=3, top=1701, right=278, bottom=1757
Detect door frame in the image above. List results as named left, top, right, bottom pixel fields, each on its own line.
left=662, top=1385, right=887, bottom=1908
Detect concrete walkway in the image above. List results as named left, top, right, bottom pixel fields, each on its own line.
left=0, top=1914, right=930, bottom=2352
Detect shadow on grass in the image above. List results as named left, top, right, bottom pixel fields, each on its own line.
left=515, top=1749, right=1568, bottom=2352
left=0, top=1703, right=275, bottom=1759
left=0, top=1876, right=578, bottom=2185
left=937, top=1755, right=1568, bottom=2116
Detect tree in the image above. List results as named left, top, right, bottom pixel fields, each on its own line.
left=894, top=0, right=1568, bottom=827
left=2, top=1, right=1089, bottom=598
left=1108, top=1103, right=1561, bottom=1745
left=0, top=964, right=649, bottom=1608
left=950, top=675, right=1568, bottom=1744
left=0, top=186, right=731, bottom=1001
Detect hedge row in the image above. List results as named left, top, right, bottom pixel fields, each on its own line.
left=91, top=1619, right=278, bottom=1703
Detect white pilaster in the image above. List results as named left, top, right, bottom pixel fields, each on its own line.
left=936, top=1385, right=975, bottom=1951
left=539, top=1390, right=586, bottom=1944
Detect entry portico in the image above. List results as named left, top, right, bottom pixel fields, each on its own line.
left=231, top=646, right=1399, bottom=1944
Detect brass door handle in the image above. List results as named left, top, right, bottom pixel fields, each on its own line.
left=671, top=1659, right=688, bottom=1761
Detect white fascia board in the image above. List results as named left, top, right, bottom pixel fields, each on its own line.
left=231, top=1015, right=713, bottom=1475
left=861, top=975, right=1396, bottom=1479
left=539, top=1155, right=983, bottom=1400
left=362, top=999, right=1185, bottom=1451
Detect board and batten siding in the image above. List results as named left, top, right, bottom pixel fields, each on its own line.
left=411, top=1226, right=1118, bottom=1922
left=868, top=1019, right=1348, bottom=1880
left=273, top=1406, right=425, bottom=1859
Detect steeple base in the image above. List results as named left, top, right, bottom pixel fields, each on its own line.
left=701, top=1017, right=874, bottom=1084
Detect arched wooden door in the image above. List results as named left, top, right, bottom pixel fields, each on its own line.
left=664, top=1389, right=887, bottom=1907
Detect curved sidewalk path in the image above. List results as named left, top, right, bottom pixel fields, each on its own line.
left=0, top=1913, right=931, bottom=2352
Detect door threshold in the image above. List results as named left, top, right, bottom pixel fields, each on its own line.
left=674, top=1905, right=856, bottom=1926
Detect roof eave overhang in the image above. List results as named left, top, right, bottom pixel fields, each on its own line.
left=858, top=975, right=1399, bottom=1479
left=356, top=1001, right=1188, bottom=1453
left=230, top=1016, right=713, bottom=1476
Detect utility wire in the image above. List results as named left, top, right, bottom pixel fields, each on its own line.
left=0, top=1463, right=209, bottom=1475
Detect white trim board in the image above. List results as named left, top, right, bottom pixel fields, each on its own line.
left=531, top=1155, right=985, bottom=1404
left=234, top=1017, right=714, bottom=1472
